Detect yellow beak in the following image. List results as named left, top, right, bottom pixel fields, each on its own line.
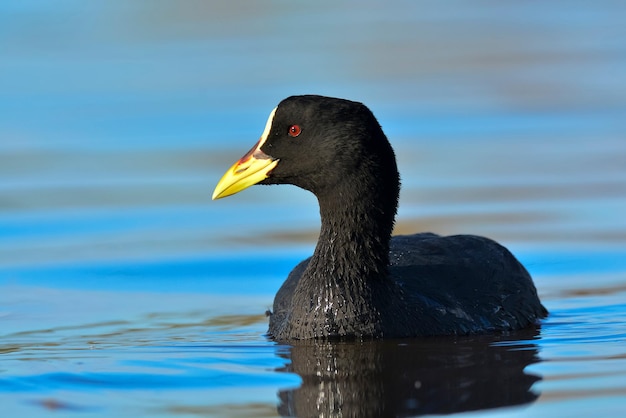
left=212, top=140, right=279, bottom=200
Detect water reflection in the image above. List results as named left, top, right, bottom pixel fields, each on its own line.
left=277, top=328, right=542, bottom=417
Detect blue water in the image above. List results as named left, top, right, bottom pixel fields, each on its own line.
left=2, top=1, right=626, bottom=417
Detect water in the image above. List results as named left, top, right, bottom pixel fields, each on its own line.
left=1, top=1, right=626, bottom=416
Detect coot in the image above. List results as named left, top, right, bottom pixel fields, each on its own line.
left=213, top=95, right=547, bottom=340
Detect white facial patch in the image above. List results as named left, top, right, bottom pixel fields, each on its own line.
left=258, top=107, right=277, bottom=148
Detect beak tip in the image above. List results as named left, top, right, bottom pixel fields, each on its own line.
left=211, top=189, right=224, bottom=200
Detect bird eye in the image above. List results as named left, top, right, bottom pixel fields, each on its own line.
left=288, top=125, right=302, bottom=137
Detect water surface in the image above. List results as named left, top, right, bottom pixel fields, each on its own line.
left=1, top=1, right=626, bottom=417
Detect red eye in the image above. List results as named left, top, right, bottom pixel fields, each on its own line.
left=288, top=124, right=302, bottom=137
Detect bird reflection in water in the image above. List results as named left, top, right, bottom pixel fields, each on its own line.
left=275, top=326, right=542, bottom=417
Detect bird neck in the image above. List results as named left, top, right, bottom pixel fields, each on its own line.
left=283, top=179, right=399, bottom=339
left=306, top=178, right=398, bottom=286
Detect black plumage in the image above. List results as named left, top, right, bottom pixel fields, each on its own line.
left=213, top=95, right=547, bottom=340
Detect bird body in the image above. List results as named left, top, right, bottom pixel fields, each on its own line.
left=268, top=233, right=545, bottom=340
left=213, top=95, right=547, bottom=340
